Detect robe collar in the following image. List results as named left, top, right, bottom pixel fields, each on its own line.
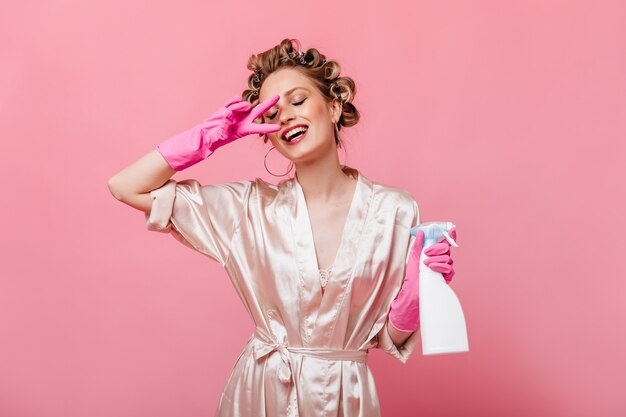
left=280, top=165, right=373, bottom=344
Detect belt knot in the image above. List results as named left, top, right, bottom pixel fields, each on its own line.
left=251, top=333, right=369, bottom=385
left=252, top=338, right=293, bottom=383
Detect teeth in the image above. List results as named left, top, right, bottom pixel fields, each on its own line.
left=284, top=126, right=308, bottom=141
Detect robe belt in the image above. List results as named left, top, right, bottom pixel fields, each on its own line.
left=251, top=333, right=368, bottom=384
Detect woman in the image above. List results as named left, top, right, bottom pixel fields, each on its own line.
left=108, top=38, right=456, bottom=417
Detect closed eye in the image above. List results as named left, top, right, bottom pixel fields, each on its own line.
left=266, top=98, right=307, bottom=120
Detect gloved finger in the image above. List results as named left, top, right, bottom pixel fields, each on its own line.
left=424, top=254, right=450, bottom=266
left=223, top=95, right=245, bottom=108
left=440, top=268, right=456, bottom=284
left=425, top=255, right=454, bottom=284
left=229, top=101, right=252, bottom=113
left=424, top=241, right=450, bottom=256
left=249, top=94, right=280, bottom=120
left=411, top=230, right=424, bottom=260
left=405, top=230, right=424, bottom=277
left=241, top=122, right=281, bottom=136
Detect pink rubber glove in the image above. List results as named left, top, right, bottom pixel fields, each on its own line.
left=156, top=95, right=281, bottom=171
left=388, top=228, right=457, bottom=332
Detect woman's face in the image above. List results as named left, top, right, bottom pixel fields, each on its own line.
left=257, top=68, right=340, bottom=164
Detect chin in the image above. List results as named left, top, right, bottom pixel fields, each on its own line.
left=275, top=131, right=334, bottom=161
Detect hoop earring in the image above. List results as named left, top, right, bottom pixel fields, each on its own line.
left=264, top=146, right=294, bottom=177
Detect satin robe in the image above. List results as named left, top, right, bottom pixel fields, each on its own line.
left=145, top=165, right=422, bottom=417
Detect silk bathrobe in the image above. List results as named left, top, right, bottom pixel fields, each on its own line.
left=145, top=165, right=421, bottom=417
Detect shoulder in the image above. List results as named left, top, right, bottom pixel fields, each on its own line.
left=371, top=179, right=417, bottom=207
left=236, top=177, right=287, bottom=207
left=369, top=179, right=420, bottom=227
left=250, top=177, right=281, bottom=197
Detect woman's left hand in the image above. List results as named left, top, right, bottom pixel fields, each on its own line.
left=423, top=228, right=456, bottom=283
left=387, top=227, right=457, bottom=333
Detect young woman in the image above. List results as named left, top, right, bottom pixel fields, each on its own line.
left=108, top=38, right=456, bottom=417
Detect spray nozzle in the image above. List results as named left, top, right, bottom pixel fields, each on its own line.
left=410, top=221, right=459, bottom=248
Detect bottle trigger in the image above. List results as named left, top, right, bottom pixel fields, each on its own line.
left=442, top=230, right=459, bottom=248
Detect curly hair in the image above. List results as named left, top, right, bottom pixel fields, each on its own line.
left=242, top=38, right=360, bottom=148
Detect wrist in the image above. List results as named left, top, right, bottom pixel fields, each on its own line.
left=388, top=312, right=420, bottom=333
left=388, top=293, right=420, bottom=333
left=386, top=318, right=415, bottom=348
left=156, top=121, right=219, bottom=171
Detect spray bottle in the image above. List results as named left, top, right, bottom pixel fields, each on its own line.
left=411, top=221, right=469, bottom=355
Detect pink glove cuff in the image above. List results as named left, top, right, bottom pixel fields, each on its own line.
left=388, top=299, right=420, bottom=332
left=156, top=115, right=224, bottom=171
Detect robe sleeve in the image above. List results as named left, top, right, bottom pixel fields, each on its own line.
left=144, top=178, right=252, bottom=267
left=375, top=196, right=422, bottom=364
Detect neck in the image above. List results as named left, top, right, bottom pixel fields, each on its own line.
left=294, top=150, right=356, bottom=204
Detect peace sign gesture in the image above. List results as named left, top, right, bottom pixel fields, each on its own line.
left=214, top=94, right=282, bottom=141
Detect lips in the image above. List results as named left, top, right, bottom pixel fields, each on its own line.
left=281, top=124, right=308, bottom=140
left=283, top=129, right=307, bottom=145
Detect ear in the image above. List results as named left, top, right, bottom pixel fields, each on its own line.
left=329, top=98, right=341, bottom=124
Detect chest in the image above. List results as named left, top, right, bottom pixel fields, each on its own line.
left=306, top=199, right=353, bottom=271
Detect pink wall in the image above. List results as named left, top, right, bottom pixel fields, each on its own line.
left=1, top=1, right=624, bottom=416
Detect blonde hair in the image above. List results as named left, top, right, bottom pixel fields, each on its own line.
left=242, top=38, right=360, bottom=147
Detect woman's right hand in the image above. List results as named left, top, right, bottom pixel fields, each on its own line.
left=156, top=94, right=281, bottom=171
left=211, top=94, right=281, bottom=148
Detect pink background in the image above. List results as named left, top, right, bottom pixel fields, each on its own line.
left=1, top=0, right=625, bottom=416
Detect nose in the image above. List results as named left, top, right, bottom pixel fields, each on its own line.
left=278, top=105, right=295, bottom=125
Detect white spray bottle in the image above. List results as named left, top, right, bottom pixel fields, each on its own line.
left=411, top=221, right=469, bottom=355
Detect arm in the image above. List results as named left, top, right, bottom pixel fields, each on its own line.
left=108, top=149, right=176, bottom=214
left=386, top=318, right=416, bottom=349
left=107, top=95, right=281, bottom=214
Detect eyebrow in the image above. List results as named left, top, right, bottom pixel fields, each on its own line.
left=283, top=87, right=309, bottom=96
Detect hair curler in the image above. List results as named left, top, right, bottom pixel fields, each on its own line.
left=411, top=221, right=469, bottom=355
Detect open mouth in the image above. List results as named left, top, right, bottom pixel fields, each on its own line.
left=282, top=125, right=308, bottom=142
